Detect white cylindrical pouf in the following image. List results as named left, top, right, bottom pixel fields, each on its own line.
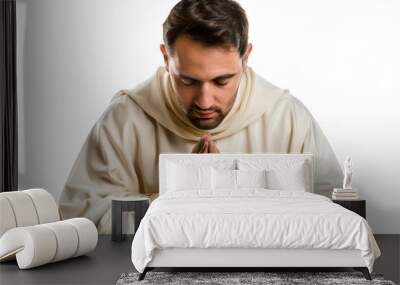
left=1, top=192, right=39, bottom=227
left=65, top=218, right=98, bottom=257
left=0, top=226, right=57, bottom=269
left=0, top=196, right=17, bottom=237
left=0, top=189, right=60, bottom=238
left=24, top=189, right=60, bottom=224
left=0, top=218, right=98, bottom=269
left=42, top=221, right=79, bottom=262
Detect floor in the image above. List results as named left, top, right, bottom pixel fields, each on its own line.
left=0, top=236, right=134, bottom=284
left=374, top=234, right=400, bottom=284
left=0, top=235, right=398, bottom=284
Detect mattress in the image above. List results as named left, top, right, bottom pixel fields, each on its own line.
left=131, top=189, right=381, bottom=273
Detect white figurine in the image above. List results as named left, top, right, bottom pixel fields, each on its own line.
left=342, top=156, right=353, bottom=190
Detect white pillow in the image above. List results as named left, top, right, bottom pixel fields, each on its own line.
left=236, top=169, right=268, bottom=189
left=266, top=162, right=307, bottom=191
left=212, top=168, right=237, bottom=190
left=237, top=159, right=309, bottom=191
left=212, top=168, right=268, bottom=190
left=212, top=159, right=237, bottom=171
left=167, top=162, right=212, bottom=191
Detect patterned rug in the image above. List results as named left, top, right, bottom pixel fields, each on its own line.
left=116, top=271, right=396, bottom=285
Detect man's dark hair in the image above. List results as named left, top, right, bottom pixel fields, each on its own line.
left=163, top=0, right=249, bottom=57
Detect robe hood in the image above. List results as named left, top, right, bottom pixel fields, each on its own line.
left=113, top=66, right=289, bottom=142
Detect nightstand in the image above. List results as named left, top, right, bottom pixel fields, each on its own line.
left=332, top=199, right=366, bottom=219
left=111, top=197, right=150, bottom=242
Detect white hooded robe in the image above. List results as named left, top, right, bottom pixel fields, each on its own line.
left=59, top=66, right=342, bottom=234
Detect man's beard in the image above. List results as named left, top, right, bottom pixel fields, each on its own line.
left=187, top=105, right=225, bottom=130
left=186, top=93, right=237, bottom=130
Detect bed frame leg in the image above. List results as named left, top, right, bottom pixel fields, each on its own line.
left=138, top=268, right=148, bottom=281
left=354, top=267, right=371, bottom=280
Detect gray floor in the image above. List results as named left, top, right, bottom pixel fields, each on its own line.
left=374, top=235, right=400, bottom=284
left=0, top=235, right=398, bottom=285
left=0, top=236, right=134, bottom=285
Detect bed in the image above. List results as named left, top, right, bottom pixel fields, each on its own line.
left=131, top=153, right=381, bottom=281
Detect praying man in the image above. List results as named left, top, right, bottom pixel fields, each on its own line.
left=59, top=0, right=342, bottom=234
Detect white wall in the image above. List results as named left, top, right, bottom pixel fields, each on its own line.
left=16, top=0, right=400, bottom=233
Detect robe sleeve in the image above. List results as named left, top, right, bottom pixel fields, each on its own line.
left=302, top=114, right=343, bottom=196
left=59, top=96, right=143, bottom=234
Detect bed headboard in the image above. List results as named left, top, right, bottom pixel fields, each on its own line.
left=159, top=153, right=314, bottom=195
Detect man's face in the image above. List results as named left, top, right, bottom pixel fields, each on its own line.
left=161, top=36, right=252, bottom=130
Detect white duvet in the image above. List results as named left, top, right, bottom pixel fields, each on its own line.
left=131, top=189, right=380, bottom=273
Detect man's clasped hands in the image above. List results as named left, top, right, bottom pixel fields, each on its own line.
left=192, top=134, right=220, bottom=153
